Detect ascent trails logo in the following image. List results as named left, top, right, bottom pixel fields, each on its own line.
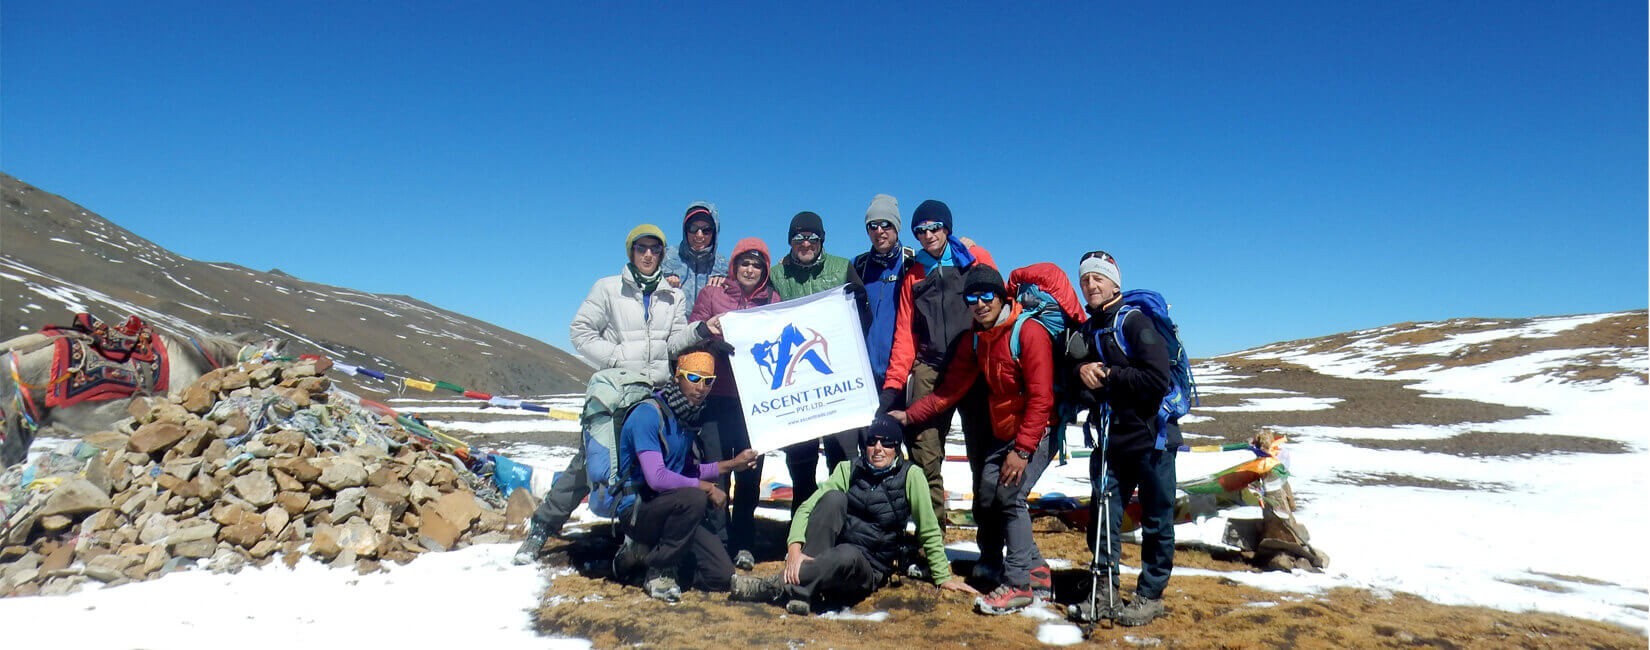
left=750, top=323, right=834, bottom=390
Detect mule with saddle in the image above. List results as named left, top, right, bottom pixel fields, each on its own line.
left=1, top=314, right=283, bottom=467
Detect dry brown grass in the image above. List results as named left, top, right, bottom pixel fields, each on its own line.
left=530, top=522, right=1645, bottom=649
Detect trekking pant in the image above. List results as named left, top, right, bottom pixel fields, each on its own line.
left=1088, top=446, right=1177, bottom=600
left=783, top=429, right=856, bottom=513
left=787, top=490, right=883, bottom=605
left=974, top=433, right=1054, bottom=587
left=702, top=394, right=763, bottom=553
left=904, top=362, right=952, bottom=524
left=622, top=488, right=734, bottom=592
left=530, top=449, right=588, bottom=535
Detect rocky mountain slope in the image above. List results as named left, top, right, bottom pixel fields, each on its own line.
left=0, top=173, right=589, bottom=396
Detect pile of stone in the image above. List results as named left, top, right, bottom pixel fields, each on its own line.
left=0, top=358, right=537, bottom=597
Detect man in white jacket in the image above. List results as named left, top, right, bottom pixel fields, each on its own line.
left=516, top=223, right=705, bottom=564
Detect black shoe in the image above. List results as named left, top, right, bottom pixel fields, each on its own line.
left=512, top=524, right=550, bottom=565
left=733, top=549, right=755, bottom=571
left=1117, top=597, right=1165, bottom=626
left=729, top=574, right=783, bottom=602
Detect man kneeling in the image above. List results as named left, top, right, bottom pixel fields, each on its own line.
left=729, top=414, right=976, bottom=613
left=614, top=349, right=758, bottom=602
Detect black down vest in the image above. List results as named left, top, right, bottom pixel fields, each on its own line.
left=840, top=458, right=913, bottom=575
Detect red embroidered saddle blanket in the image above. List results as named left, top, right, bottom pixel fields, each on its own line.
left=43, top=314, right=170, bottom=408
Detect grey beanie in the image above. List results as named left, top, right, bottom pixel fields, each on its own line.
left=1079, top=252, right=1122, bottom=289
left=865, top=194, right=901, bottom=230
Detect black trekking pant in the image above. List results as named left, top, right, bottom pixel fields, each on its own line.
left=787, top=490, right=883, bottom=605
left=700, top=394, right=764, bottom=554
left=1088, top=445, right=1177, bottom=600
left=622, top=488, right=734, bottom=592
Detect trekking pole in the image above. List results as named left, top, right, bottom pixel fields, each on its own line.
left=1073, top=408, right=1119, bottom=630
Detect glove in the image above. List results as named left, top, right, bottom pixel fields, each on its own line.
left=878, top=388, right=901, bottom=412
left=705, top=338, right=736, bottom=357
left=845, top=282, right=868, bottom=304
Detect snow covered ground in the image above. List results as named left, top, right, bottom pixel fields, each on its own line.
left=2, top=312, right=1646, bottom=644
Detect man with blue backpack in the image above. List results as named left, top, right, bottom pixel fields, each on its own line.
left=1068, top=250, right=1185, bottom=627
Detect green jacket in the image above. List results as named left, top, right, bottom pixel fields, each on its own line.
left=788, top=460, right=953, bottom=585
left=769, top=253, right=859, bottom=300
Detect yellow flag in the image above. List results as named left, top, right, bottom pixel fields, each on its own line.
left=404, top=378, right=436, bottom=392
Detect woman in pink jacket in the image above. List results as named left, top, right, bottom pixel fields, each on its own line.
left=690, top=237, right=782, bottom=568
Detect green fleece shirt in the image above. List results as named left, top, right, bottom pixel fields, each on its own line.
left=787, top=460, right=953, bottom=585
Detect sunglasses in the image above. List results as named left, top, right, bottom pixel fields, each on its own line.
left=866, top=220, right=896, bottom=232
left=736, top=258, right=765, bottom=269
left=865, top=435, right=899, bottom=449
left=687, top=224, right=715, bottom=235
left=632, top=242, right=665, bottom=256
left=677, top=371, right=716, bottom=387
left=912, top=222, right=946, bottom=234
left=963, top=291, right=999, bottom=305
left=1081, top=250, right=1115, bottom=264
left=790, top=232, right=822, bottom=243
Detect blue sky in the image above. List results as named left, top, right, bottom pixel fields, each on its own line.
left=4, top=2, right=1644, bottom=360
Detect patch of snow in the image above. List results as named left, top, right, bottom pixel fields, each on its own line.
left=1198, top=397, right=1342, bottom=412
left=0, top=544, right=591, bottom=649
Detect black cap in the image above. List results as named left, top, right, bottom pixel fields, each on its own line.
left=862, top=413, right=906, bottom=449
left=911, top=199, right=953, bottom=234
left=789, top=211, right=825, bottom=241
left=962, top=264, right=1007, bottom=300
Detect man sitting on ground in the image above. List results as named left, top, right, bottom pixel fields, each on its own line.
left=728, top=414, right=976, bottom=614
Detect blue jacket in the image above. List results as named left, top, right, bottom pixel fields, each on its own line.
left=616, top=399, right=700, bottom=512
left=853, top=246, right=915, bottom=384
left=662, top=201, right=729, bottom=307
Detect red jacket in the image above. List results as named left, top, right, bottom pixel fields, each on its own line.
left=904, top=301, right=1054, bottom=454
left=882, top=242, right=997, bottom=391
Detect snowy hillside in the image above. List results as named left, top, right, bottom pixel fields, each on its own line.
left=1, top=173, right=590, bottom=395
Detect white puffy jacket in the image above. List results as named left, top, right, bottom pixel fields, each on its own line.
left=568, top=268, right=703, bottom=383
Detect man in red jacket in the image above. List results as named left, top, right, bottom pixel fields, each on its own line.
left=890, top=264, right=1055, bottom=616
left=877, top=199, right=996, bottom=525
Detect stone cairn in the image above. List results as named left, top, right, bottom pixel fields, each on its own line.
left=0, top=357, right=538, bottom=596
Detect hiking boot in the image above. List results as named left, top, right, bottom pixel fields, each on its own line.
left=1116, top=596, right=1165, bottom=627
left=511, top=523, right=550, bottom=566
left=975, top=584, right=1035, bottom=615
left=785, top=598, right=811, bottom=615
left=733, top=549, right=755, bottom=572
left=729, top=574, right=783, bottom=602
left=644, top=568, right=682, bottom=603
left=611, top=536, right=647, bottom=584
left=906, top=562, right=931, bottom=582
left=1029, top=565, right=1054, bottom=601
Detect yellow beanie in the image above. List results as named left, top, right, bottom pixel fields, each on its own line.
left=626, top=224, right=667, bottom=257
left=676, top=350, right=716, bottom=376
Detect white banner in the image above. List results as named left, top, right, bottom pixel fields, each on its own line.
left=722, top=286, right=877, bottom=452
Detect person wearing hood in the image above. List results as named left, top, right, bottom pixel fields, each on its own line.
left=515, top=224, right=705, bottom=565
left=610, top=349, right=760, bottom=602
left=689, top=237, right=782, bottom=569
left=891, top=264, right=1055, bottom=616
left=878, top=199, right=997, bottom=526
left=727, top=414, right=976, bottom=614
left=851, top=194, right=916, bottom=388
left=768, top=211, right=872, bottom=513
left=662, top=201, right=730, bottom=307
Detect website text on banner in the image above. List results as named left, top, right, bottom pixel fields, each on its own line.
left=721, top=286, right=878, bottom=453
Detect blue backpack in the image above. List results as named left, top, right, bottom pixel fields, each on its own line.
left=1091, top=289, right=1197, bottom=450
